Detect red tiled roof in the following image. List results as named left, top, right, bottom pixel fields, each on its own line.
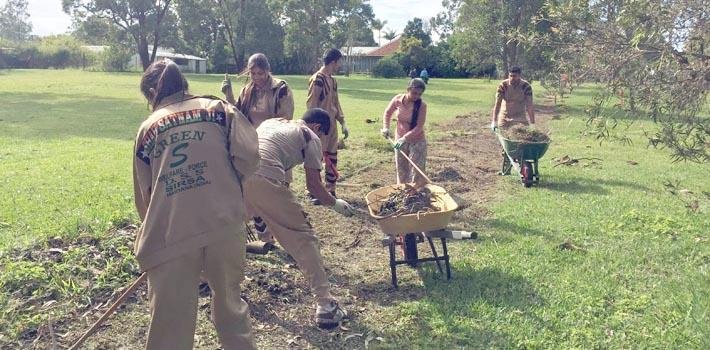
left=367, top=36, right=402, bottom=57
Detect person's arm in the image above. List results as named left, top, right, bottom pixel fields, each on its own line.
left=525, top=85, right=535, bottom=124
left=224, top=103, right=260, bottom=181
left=382, top=96, right=398, bottom=132
left=491, top=82, right=505, bottom=127
left=305, top=167, right=336, bottom=206
left=222, top=74, right=236, bottom=105
left=306, top=76, right=323, bottom=109
left=276, top=86, right=295, bottom=120
left=401, top=102, right=427, bottom=142
left=132, top=133, right=151, bottom=221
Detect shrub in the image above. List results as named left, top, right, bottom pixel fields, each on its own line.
left=100, top=45, right=133, bottom=72
left=371, top=57, right=404, bottom=78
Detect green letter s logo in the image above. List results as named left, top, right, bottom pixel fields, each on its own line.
left=170, top=143, right=189, bottom=168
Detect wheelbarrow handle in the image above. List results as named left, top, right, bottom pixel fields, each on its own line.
left=386, top=137, right=432, bottom=184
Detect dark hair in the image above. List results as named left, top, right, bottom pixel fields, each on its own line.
left=509, top=66, right=522, bottom=74
left=408, top=78, right=426, bottom=92
left=302, top=108, right=331, bottom=135
left=241, top=53, right=271, bottom=76
left=322, top=48, right=343, bottom=65
left=140, top=59, right=189, bottom=110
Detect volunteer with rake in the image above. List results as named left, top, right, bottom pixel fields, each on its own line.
left=221, top=53, right=295, bottom=244
left=133, top=59, right=258, bottom=349
left=381, top=78, right=429, bottom=186
left=242, top=108, right=355, bottom=328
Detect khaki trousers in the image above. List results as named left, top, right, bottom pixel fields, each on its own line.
left=145, top=228, right=255, bottom=350
left=321, top=124, right=339, bottom=192
left=244, top=175, right=335, bottom=305
left=395, top=139, right=427, bottom=185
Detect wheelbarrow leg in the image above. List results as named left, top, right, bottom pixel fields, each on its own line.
left=388, top=235, right=398, bottom=288
left=500, top=151, right=512, bottom=175
left=426, top=236, right=444, bottom=274
left=533, top=159, right=540, bottom=183
left=441, top=238, right=451, bottom=280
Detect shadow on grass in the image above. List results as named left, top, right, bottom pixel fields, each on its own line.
left=539, top=175, right=652, bottom=194
left=483, top=217, right=555, bottom=239
left=345, top=265, right=543, bottom=348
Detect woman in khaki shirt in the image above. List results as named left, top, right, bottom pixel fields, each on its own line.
left=221, top=53, right=295, bottom=126
left=221, top=53, right=295, bottom=243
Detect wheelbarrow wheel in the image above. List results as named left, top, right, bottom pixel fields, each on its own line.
left=521, top=161, right=533, bottom=187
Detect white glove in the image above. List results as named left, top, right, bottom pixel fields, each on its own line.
left=393, top=137, right=406, bottom=150
left=332, top=198, right=355, bottom=217
left=341, top=122, right=349, bottom=139
left=490, top=121, right=497, bottom=132
left=221, top=76, right=232, bottom=94
left=381, top=128, right=391, bottom=139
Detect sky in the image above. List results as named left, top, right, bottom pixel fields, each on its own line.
left=25, top=0, right=444, bottom=41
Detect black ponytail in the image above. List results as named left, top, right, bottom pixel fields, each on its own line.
left=140, top=59, right=189, bottom=110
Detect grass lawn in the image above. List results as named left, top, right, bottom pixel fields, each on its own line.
left=0, top=70, right=707, bottom=348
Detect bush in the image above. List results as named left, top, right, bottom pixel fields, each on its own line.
left=371, top=57, right=404, bottom=78
left=100, top=45, right=133, bottom=72
left=35, top=35, right=85, bottom=68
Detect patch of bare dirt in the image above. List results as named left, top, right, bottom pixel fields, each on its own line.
left=16, top=106, right=556, bottom=349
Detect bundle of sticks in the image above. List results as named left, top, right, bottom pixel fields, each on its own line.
left=377, top=184, right=440, bottom=217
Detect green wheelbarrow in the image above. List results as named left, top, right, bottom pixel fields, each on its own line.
left=496, top=132, right=550, bottom=187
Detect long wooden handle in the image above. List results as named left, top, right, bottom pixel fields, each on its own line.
left=68, top=273, right=147, bottom=350
left=387, top=137, right=432, bottom=184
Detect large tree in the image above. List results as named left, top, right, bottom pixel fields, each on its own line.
left=541, top=0, right=708, bottom=162
left=402, top=17, right=432, bottom=48
left=0, top=0, right=32, bottom=43
left=449, top=0, right=547, bottom=75
left=271, top=0, right=373, bottom=73
left=63, top=0, right=174, bottom=71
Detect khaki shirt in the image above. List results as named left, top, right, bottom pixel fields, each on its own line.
left=306, top=67, right=345, bottom=124
left=133, top=93, right=259, bottom=270
left=254, top=118, right=323, bottom=182
left=496, top=78, right=533, bottom=126
left=236, top=76, right=294, bottom=127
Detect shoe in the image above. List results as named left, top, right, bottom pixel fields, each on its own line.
left=253, top=217, right=275, bottom=244
left=315, top=301, right=348, bottom=328
left=307, top=193, right=321, bottom=206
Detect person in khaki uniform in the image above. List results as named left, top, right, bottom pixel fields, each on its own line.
left=134, top=59, right=258, bottom=350
left=306, top=48, right=349, bottom=199
left=221, top=53, right=295, bottom=127
left=221, top=53, right=295, bottom=243
left=490, top=66, right=536, bottom=130
left=242, top=108, right=355, bottom=328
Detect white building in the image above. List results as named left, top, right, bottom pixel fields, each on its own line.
left=130, top=48, right=207, bottom=74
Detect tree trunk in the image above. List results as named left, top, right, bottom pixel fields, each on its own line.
left=235, top=0, right=247, bottom=72
left=150, top=0, right=173, bottom=65
left=137, top=15, right=151, bottom=71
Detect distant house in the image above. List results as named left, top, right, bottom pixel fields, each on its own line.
left=130, top=48, right=207, bottom=74
left=341, top=35, right=402, bottom=73
left=82, top=45, right=208, bottom=73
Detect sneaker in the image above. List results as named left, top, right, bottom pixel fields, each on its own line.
left=315, top=301, right=348, bottom=328
left=254, top=218, right=275, bottom=244
left=307, top=193, right=321, bottom=206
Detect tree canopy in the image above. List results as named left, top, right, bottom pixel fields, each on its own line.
left=0, top=0, right=32, bottom=43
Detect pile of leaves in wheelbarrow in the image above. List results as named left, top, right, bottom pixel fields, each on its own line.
left=378, top=184, right=441, bottom=217
left=501, top=125, right=550, bottom=143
